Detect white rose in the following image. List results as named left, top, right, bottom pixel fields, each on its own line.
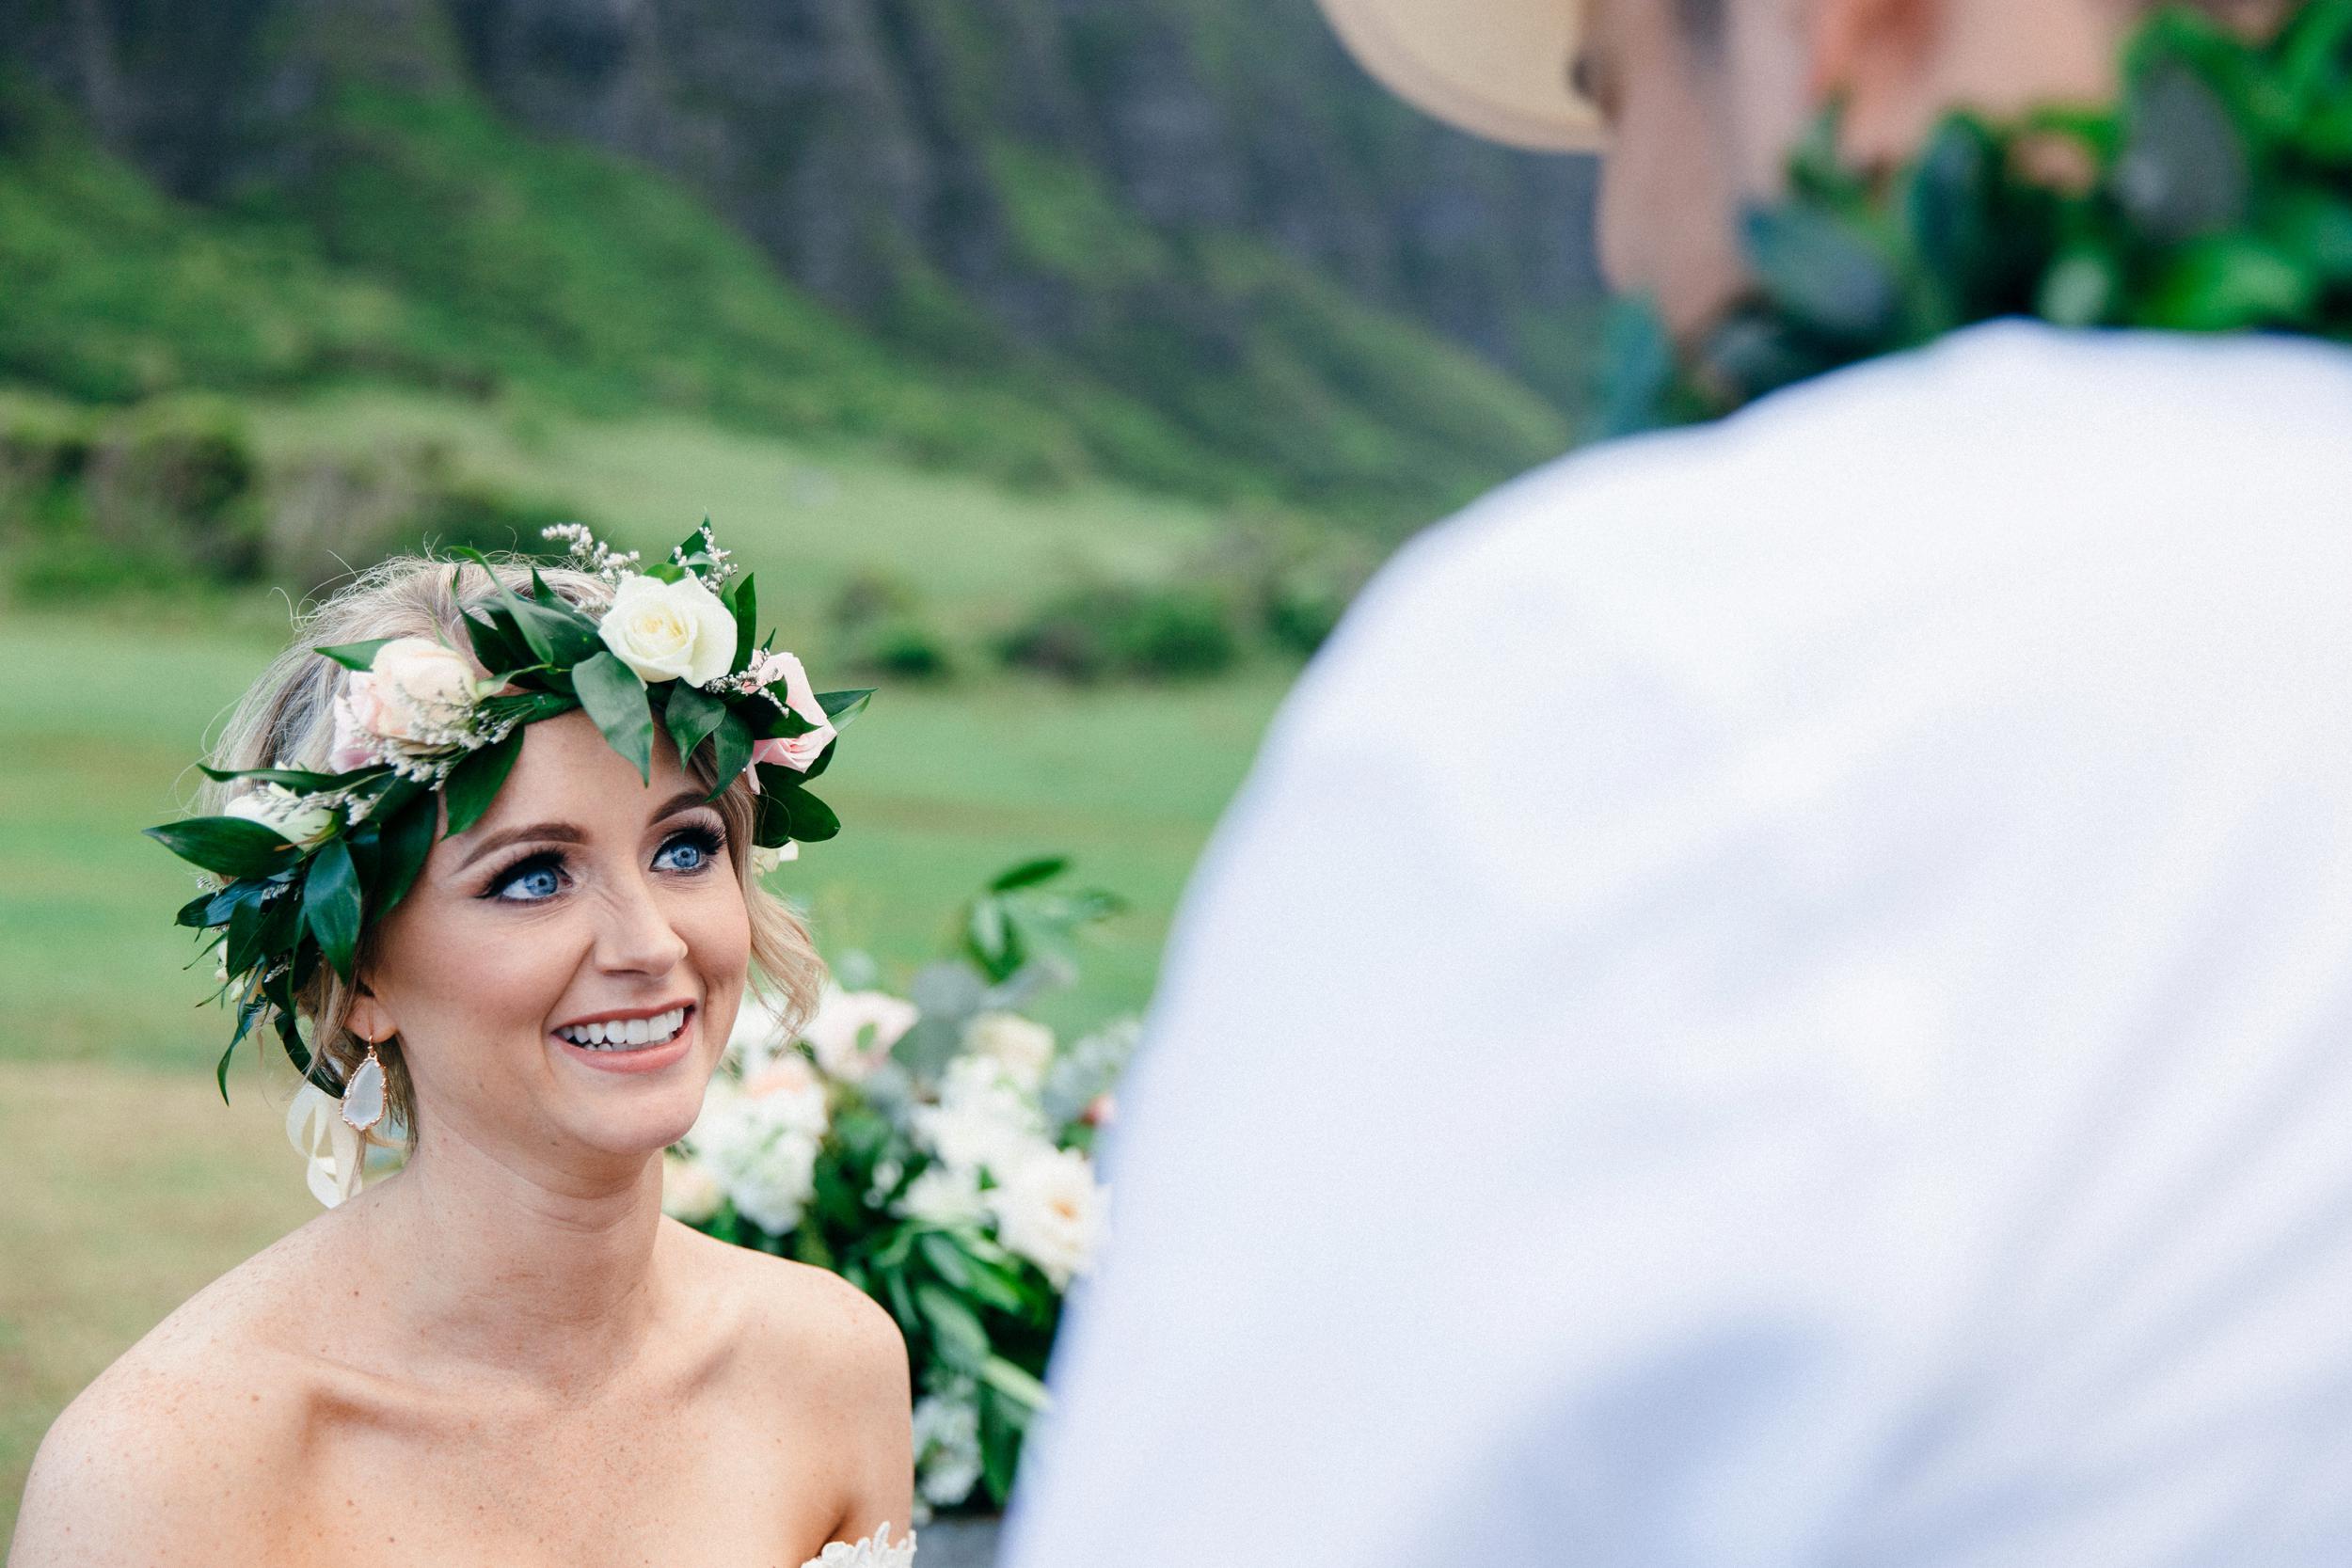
left=723, top=1129, right=819, bottom=1235
left=987, top=1145, right=1107, bottom=1291
left=598, top=572, right=738, bottom=686
left=964, top=1012, right=1055, bottom=1094
left=803, top=987, right=920, bottom=1083
left=660, top=1151, right=723, bottom=1224
left=373, top=638, right=484, bottom=726
left=913, top=1055, right=1046, bottom=1177
left=750, top=842, right=800, bottom=876
left=740, top=1053, right=831, bottom=1138
left=912, top=1385, right=984, bottom=1511
left=225, top=782, right=340, bottom=847
left=899, top=1164, right=986, bottom=1229
left=688, top=1079, right=824, bottom=1234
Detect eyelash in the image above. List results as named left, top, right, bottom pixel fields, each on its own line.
left=479, top=821, right=729, bottom=904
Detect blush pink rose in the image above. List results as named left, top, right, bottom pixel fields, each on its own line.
left=325, top=638, right=490, bottom=772
left=745, top=650, right=837, bottom=791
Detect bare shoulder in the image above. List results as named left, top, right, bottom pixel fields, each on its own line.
left=675, top=1220, right=910, bottom=1410
left=9, top=1224, right=335, bottom=1565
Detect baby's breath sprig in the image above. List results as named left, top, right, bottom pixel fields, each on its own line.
left=540, top=522, right=644, bottom=584
left=670, top=518, right=739, bottom=590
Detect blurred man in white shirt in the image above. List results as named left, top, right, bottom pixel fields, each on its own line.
left=1005, top=3, right=2352, bottom=1564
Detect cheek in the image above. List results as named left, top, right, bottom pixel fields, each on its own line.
left=681, top=877, right=754, bottom=983
left=1598, top=83, right=1751, bottom=336
left=373, top=897, right=583, bottom=1053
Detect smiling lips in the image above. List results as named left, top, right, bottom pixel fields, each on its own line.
left=553, top=1004, right=693, bottom=1052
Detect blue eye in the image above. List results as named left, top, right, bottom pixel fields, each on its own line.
left=488, top=855, right=565, bottom=903
left=655, top=824, right=725, bottom=874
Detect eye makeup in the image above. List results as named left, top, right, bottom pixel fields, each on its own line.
left=476, top=816, right=729, bottom=903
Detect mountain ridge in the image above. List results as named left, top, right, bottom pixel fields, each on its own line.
left=0, top=0, right=1605, bottom=520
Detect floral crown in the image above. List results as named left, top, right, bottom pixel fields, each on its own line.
left=149, top=520, right=870, bottom=1110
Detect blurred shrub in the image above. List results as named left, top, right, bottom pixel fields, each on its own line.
left=996, top=583, right=1239, bottom=683
left=830, top=569, right=923, bottom=628
left=1263, top=564, right=1357, bottom=657
left=0, top=403, right=565, bottom=599
left=831, top=569, right=955, bottom=682
left=853, top=618, right=956, bottom=680
left=1170, top=512, right=1375, bottom=661
left=1, top=401, right=269, bottom=595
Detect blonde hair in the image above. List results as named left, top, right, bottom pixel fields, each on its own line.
left=196, top=552, right=826, bottom=1158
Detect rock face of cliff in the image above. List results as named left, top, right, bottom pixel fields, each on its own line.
left=2, top=0, right=1602, bottom=511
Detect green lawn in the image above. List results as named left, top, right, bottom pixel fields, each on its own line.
left=0, top=590, right=1293, bottom=1536
left=0, top=601, right=1290, bottom=1062
left=235, top=386, right=1235, bottom=634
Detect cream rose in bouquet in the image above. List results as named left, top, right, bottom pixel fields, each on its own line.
left=668, top=859, right=1130, bottom=1514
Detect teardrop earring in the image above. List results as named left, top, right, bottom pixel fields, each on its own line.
left=341, top=1037, right=389, bottom=1133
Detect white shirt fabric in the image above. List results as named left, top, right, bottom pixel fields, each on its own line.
left=999, top=321, right=2352, bottom=1567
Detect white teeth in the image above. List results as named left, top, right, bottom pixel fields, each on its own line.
left=557, top=1007, right=687, bottom=1051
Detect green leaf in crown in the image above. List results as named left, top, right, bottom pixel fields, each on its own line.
left=1603, top=0, right=2352, bottom=434
left=144, top=519, right=870, bottom=1105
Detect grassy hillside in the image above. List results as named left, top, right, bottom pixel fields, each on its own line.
left=0, top=76, right=1577, bottom=523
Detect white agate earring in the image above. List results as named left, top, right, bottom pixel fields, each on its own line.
left=341, top=1037, right=389, bottom=1133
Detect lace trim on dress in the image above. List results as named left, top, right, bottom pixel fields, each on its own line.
left=800, top=1521, right=916, bottom=1567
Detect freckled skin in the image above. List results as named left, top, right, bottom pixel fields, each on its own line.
left=8, top=713, right=913, bottom=1566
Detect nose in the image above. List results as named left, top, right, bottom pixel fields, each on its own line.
left=593, top=865, right=691, bottom=977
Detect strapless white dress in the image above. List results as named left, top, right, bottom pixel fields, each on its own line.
left=799, top=1523, right=915, bottom=1566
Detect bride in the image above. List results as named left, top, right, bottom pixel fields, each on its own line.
left=9, top=542, right=917, bottom=1566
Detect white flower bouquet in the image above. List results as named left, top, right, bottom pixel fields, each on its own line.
left=668, top=860, right=1131, bottom=1513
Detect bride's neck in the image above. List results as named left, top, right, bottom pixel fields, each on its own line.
left=353, top=1121, right=674, bottom=1395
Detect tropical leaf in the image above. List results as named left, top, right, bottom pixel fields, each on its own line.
left=661, top=681, right=729, bottom=768
left=303, top=838, right=364, bottom=982
left=314, top=638, right=397, bottom=673
left=443, top=731, right=524, bottom=836
left=573, top=651, right=656, bottom=785
left=145, top=817, right=304, bottom=880
left=818, top=689, right=874, bottom=727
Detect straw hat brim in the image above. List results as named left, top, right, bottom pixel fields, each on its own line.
left=1314, top=0, right=1604, bottom=153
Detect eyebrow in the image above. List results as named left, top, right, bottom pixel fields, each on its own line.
left=452, top=788, right=715, bottom=872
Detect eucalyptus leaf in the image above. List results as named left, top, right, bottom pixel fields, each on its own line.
left=1742, top=202, right=1904, bottom=344
left=2142, top=235, right=2315, bottom=328
left=914, top=1283, right=991, bottom=1373
left=2118, top=58, right=2249, bottom=242
left=980, top=1355, right=1055, bottom=1413
left=918, top=1232, right=975, bottom=1291
left=991, top=857, right=1070, bottom=894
